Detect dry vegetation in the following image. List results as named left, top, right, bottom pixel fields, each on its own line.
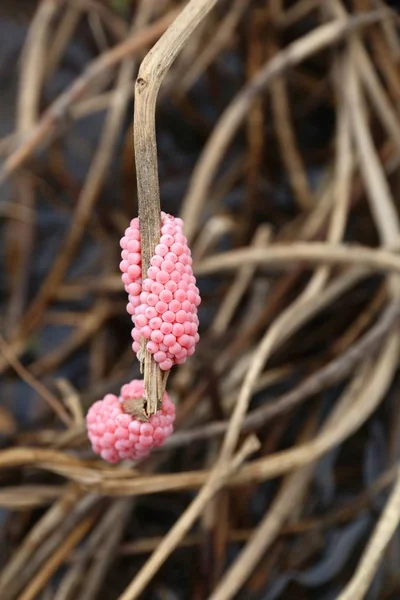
left=1, top=0, right=400, bottom=598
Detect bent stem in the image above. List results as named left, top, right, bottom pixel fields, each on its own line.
left=133, top=0, right=219, bottom=416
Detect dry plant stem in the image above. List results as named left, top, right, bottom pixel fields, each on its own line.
left=211, top=225, right=271, bottom=336
left=211, top=99, right=362, bottom=584
left=17, top=8, right=161, bottom=343
left=117, top=457, right=397, bottom=552
left=59, top=231, right=400, bottom=297
left=294, top=464, right=399, bottom=534
left=345, top=36, right=400, bottom=297
left=45, top=3, right=82, bottom=80
left=0, top=267, right=391, bottom=475
left=332, top=283, right=387, bottom=354
left=276, top=0, right=320, bottom=28
left=0, top=328, right=396, bottom=498
left=198, top=439, right=223, bottom=590
left=187, top=250, right=365, bottom=466
left=282, top=69, right=352, bottom=301
left=195, top=242, right=400, bottom=277
left=329, top=0, right=400, bottom=158
left=209, top=364, right=368, bottom=600
left=376, top=0, right=400, bottom=57
left=296, top=181, right=332, bottom=240
left=133, top=0, right=220, bottom=414
left=56, top=379, right=84, bottom=426
left=17, top=515, right=95, bottom=600
left=269, top=35, right=314, bottom=212
left=166, top=300, right=400, bottom=447
left=367, top=23, right=400, bottom=110
left=23, top=0, right=155, bottom=376
left=180, top=9, right=390, bottom=242
left=7, top=0, right=58, bottom=333
left=55, top=508, right=116, bottom=600
left=0, top=485, right=82, bottom=593
left=0, top=448, right=115, bottom=475
left=117, top=435, right=259, bottom=600
left=209, top=418, right=321, bottom=600
left=0, top=486, right=63, bottom=509
left=305, top=59, right=353, bottom=294
left=0, top=336, right=72, bottom=426
left=119, top=532, right=253, bottom=555
left=88, top=11, right=109, bottom=53
left=94, top=286, right=397, bottom=496
left=341, top=30, right=400, bottom=596
left=30, top=301, right=110, bottom=377
left=0, top=11, right=177, bottom=187
left=122, top=486, right=400, bottom=554
left=161, top=19, right=207, bottom=98
left=75, top=500, right=132, bottom=600
left=55, top=499, right=131, bottom=600
left=99, top=332, right=398, bottom=496
left=191, top=215, right=236, bottom=262
left=17, top=0, right=57, bottom=130
left=68, top=0, right=129, bottom=40
left=2, top=494, right=98, bottom=600
left=178, top=0, right=251, bottom=94
left=245, top=10, right=264, bottom=236
left=65, top=300, right=393, bottom=498
left=338, top=468, right=400, bottom=600
left=4, top=9, right=400, bottom=596
left=346, top=46, right=400, bottom=246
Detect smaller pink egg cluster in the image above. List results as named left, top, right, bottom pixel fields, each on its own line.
left=86, top=379, right=175, bottom=463
left=120, top=212, right=200, bottom=371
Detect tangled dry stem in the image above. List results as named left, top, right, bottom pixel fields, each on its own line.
left=2, top=1, right=400, bottom=600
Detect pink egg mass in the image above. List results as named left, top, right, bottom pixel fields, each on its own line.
left=86, top=379, right=175, bottom=463
left=120, top=212, right=201, bottom=370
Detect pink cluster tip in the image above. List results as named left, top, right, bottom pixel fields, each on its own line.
left=120, top=212, right=200, bottom=370
left=86, top=379, right=175, bottom=463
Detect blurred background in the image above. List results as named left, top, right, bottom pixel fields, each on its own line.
left=1, top=1, right=400, bottom=599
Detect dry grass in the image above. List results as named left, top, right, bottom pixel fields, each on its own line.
left=1, top=0, right=400, bottom=599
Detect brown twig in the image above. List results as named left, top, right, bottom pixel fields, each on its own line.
left=4, top=3, right=400, bottom=597
left=338, top=467, right=400, bottom=600
left=165, top=300, right=400, bottom=447
left=195, top=242, right=400, bottom=276
left=133, top=0, right=220, bottom=415
left=0, top=10, right=177, bottom=187
left=5, top=0, right=58, bottom=334
left=181, top=9, right=391, bottom=242
left=0, top=335, right=72, bottom=426
left=117, top=436, right=259, bottom=600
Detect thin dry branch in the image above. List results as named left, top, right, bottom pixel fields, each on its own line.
left=208, top=370, right=366, bottom=600
left=117, top=436, right=259, bottom=600
left=17, top=515, right=94, bottom=600
left=75, top=500, right=132, bottom=600
left=133, top=0, right=220, bottom=414
left=195, top=242, right=400, bottom=277
left=181, top=9, right=391, bottom=242
left=165, top=300, right=400, bottom=447
left=45, top=3, right=82, bottom=80
left=178, top=0, right=251, bottom=94
left=4, top=3, right=400, bottom=597
left=211, top=225, right=271, bottom=336
left=0, top=486, right=83, bottom=593
left=329, top=0, right=400, bottom=163
left=0, top=10, right=177, bottom=186
left=97, top=333, right=399, bottom=495
left=1, top=9, right=173, bottom=375
left=337, top=467, right=400, bottom=600
left=6, top=0, right=58, bottom=333
left=0, top=335, right=72, bottom=426
left=269, top=17, right=315, bottom=213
